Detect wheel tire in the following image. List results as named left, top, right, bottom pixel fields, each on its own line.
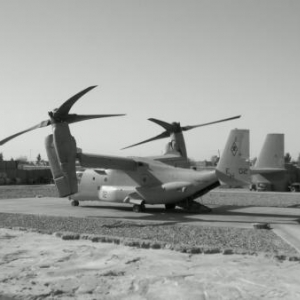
left=133, top=204, right=141, bottom=212
left=71, top=200, right=79, bottom=207
left=133, top=203, right=145, bottom=213
left=165, top=204, right=176, bottom=210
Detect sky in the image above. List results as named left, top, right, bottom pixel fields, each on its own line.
left=0, top=0, right=299, bottom=162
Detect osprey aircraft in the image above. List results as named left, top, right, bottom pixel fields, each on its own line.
left=0, top=86, right=250, bottom=213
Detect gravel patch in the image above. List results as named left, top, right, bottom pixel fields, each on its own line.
left=1, top=185, right=300, bottom=208
left=0, top=185, right=58, bottom=199
left=202, top=189, right=300, bottom=207
left=1, top=186, right=300, bottom=260
left=0, top=213, right=298, bottom=260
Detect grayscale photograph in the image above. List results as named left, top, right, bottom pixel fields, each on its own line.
left=0, top=1, right=300, bottom=299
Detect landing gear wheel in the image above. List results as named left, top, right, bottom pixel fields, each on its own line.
left=290, top=186, right=299, bottom=192
left=165, top=204, right=176, bottom=210
left=132, top=203, right=145, bottom=213
left=71, top=200, right=79, bottom=207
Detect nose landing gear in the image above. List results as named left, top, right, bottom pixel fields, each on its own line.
left=132, top=203, right=145, bottom=213
left=71, top=199, right=79, bottom=207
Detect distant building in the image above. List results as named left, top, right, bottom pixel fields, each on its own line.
left=0, top=160, right=53, bottom=184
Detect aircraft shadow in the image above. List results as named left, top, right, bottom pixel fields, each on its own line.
left=79, top=203, right=300, bottom=225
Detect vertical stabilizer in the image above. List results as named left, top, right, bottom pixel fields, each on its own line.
left=253, top=134, right=284, bottom=171
left=216, top=129, right=250, bottom=186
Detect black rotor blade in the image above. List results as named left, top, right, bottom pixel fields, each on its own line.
left=122, top=131, right=170, bottom=150
left=65, top=114, right=126, bottom=125
left=0, top=86, right=126, bottom=146
left=0, top=114, right=125, bottom=146
left=53, top=85, right=97, bottom=119
left=122, top=115, right=241, bottom=150
left=148, top=118, right=174, bottom=131
left=0, top=119, right=51, bottom=146
left=181, top=115, right=241, bottom=131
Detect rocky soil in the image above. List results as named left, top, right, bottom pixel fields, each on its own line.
left=0, top=185, right=58, bottom=199
left=0, top=185, right=300, bottom=258
left=0, top=212, right=298, bottom=258
left=1, top=186, right=300, bottom=299
left=1, top=228, right=300, bottom=300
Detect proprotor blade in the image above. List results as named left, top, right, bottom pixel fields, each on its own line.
left=0, top=119, right=51, bottom=146
left=122, top=131, right=170, bottom=150
left=53, top=86, right=97, bottom=119
left=0, top=86, right=125, bottom=146
left=182, top=115, right=241, bottom=131
left=148, top=118, right=174, bottom=131
left=122, top=115, right=241, bottom=150
left=65, top=114, right=126, bottom=125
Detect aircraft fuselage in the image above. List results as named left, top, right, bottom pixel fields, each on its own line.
left=71, top=159, right=218, bottom=205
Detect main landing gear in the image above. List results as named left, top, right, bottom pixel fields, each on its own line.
left=71, top=200, right=79, bottom=207
left=132, top=202, right=176, bottom=213
left=131, top=200, right=211, bottom=214
left=165, top=203, right=176, bottom=210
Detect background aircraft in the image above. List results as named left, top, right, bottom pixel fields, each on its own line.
left=250, top=133, right=299, bottom=192
left=0, top=86, right=250, bottom=213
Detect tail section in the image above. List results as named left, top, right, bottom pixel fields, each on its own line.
left=251, top=134, right=285, bottom=174
left=45, top=123, right=78, bottom=197
left=216, top=129, right=250, bottom=186
left=250, top=134, right=286, bottom=191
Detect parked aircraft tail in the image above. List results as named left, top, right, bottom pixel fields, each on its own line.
left=251, top=133, right=285, bottom=174
left=216, top=129, right=250, bottom=186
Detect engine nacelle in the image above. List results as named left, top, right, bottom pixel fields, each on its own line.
left=45, top=123, right=77, bottom=197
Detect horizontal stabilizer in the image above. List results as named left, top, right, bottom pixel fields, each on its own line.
left=251, top=167, right=286, bottom=175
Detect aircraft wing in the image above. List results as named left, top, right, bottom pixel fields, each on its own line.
left=78, top=153, right=138, bottom=171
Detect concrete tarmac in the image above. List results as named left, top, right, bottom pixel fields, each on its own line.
left=0, top=196, right=300, bottom=253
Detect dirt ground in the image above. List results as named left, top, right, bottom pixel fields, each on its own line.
left=1, top=186, right=300, bottom=299
left=1, top=228, right=300, bottom=300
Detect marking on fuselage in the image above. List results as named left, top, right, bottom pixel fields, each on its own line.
left=231, top=138, right=238, bottom=156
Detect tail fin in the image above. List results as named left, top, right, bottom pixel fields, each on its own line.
left=251, top=134, right=285, bottom=174
left=216, top=129, right=250, bottom=186
left=45, top=123, right=78, bottom=197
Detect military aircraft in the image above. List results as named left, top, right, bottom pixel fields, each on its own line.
left=250, top=133, right=286, bottom=191
left=129, top=118, right=287, bottom=192
left=0, top=86, right=250, bottom=213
